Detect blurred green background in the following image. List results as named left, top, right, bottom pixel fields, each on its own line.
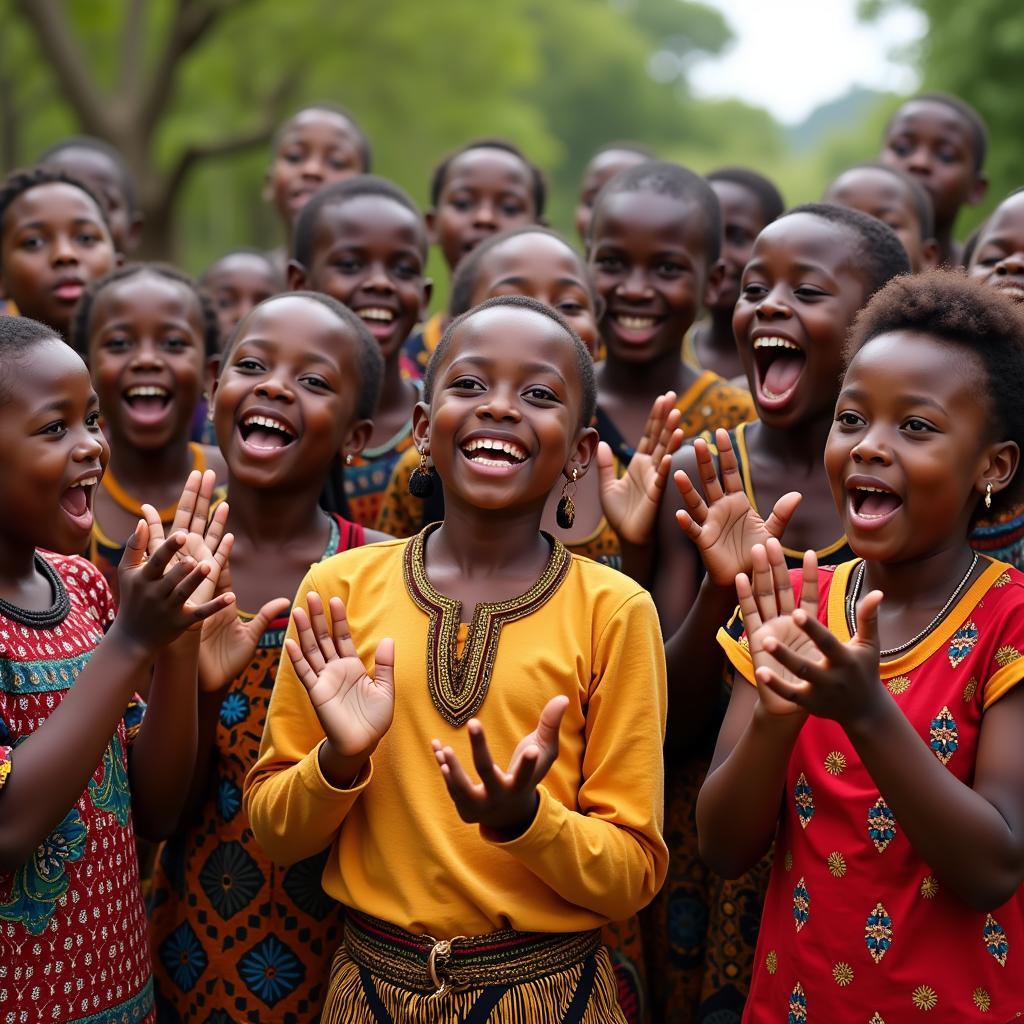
left=2, top=0, right=1021, bottom=306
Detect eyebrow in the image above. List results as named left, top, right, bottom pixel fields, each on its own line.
left=234, top=337, right=339, bottom=368
left=493, top=275, right=585, bottom=290
left=839, top=386, right=946, bottom=412
left=449, top=354, right=568, bottom=384
left=17, top=216, right=102, bottom=230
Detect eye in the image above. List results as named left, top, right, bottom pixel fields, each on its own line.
left=887, top=138, right=912, bottom=157
left=500, top=199, right=526, bottom=217
left=17, top=234, right=43, bottom=251
left=328, top=156, right=353, bottom=171
left=656, top=261, right=685, bottom=277
left=394, top=261, right=420, bottom=280
left=936, top=145, right=960, bottom=164
left=86, top=410, right=101, bottom=428
left=449, top=375, right=483, bottom=391
left=740, top=282, right=767, bottom=299
left=331, top=257, right=362, bottom=274
left=525, top=385, right=558, bottom=402
left=163, top=335, right=192, bottom=352
left=448, top=196, right=472, bottom=212
left=557, top=299, right=585, bottom=316
left=76, top=230, right=101, bottom=246
left=594, top=255, right=623, bottom=274
left=102, top=335, right=131, bottom=352
left=281, top=149, right=303, bottom=164
left=794, top=285, right=828, bottom=300
left=836, top=410, right=864, bottom=428
left=235, top=357, right=265, bottom=372
left=903, top=417, right=935, bottom=433
left=301, top=374, right=332, bottom=391
left=40, top=420, right=66, bottom=436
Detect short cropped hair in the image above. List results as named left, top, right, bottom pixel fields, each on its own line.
left=0, top=167, right=112, bottom=241
left=291, top=175, right=426, bottom=268
left=0, top=313, right=66, bottom=402
left=70, top=263, right=220, bottom=358
left=200, top=248, right=285, bottom=287
left=846, top=270, right=1024, bottom=516
left=223, top=291, right=384, bottom=420
left=447, top=226, right=599, bottom=318
left=707, top=166, right=785, bottom=226
left=38, top=135, right=141, bottom=214
left=273, top=103, right=372, bottom=172
left=590, top=141, right=657, bottom=162
left=785, top=203, right=911, bottom=298
left=591, top=160, right=721, bottom=263
left=889, top=92, right=988, bottom=172
left=429, top=139, right=546, bottom=218
left=425, top=294, right=596, bottom=426
left=825, top=161, right=935, bottom=239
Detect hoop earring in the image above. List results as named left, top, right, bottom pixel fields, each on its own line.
left=985, top=481, right=993, bottom=509
left=408, top=450, right=436, bottom=498
left=556, top=467, right=579, bottom=530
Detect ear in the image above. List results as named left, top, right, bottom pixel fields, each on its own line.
left=703, top=258, right=727, bottom=308
left=567, top=425, right=600, bottom=480
left=114, top=250, right=126, bottom=268
left=125, top=214, right=144, bottom=255
left=287, top=259, right=308, bottom=291
left=411, top=399, right=431, bottom=453
left=261, top=171, right=274, bottom=205
left=920, top=237, right=940, bottom=271
left=341, top=418, right=374, bottom=459
left=420, top=277, right=434, bottom=321
left=979, top=440, right=1020, bottom=502
left=425, top=209, right=438, bottom=246
left=204, top=354, right=221, bottom=398
left=968, top=172, right=989, bottom=207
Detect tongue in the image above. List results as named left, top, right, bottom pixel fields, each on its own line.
left=246, top=427, right=289, bottom=449
left=763, top=352, right=804, bottom=396
left=128, top=396, right=167, bottom=415
left=860, top=492, right=901, bottom=516
left=60, top=487, right=87, bottom=516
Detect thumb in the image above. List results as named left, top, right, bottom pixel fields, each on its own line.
left=535, top=694, right=569, bottom=751
left=121, top=520, right=149, bottom=567
left=248, top=597, right=291, bottom=637
left=595, top=441, right=616, bottom=495
left=764, top=491, right=802, bottom=538
left=373, top=638, right=396, bottom=696
left=856, top=589, right=884, bottom=649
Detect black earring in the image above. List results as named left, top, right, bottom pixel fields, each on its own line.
left=556, top=467, right=579, bottom=529
left=408, top=450, right=436, bottom=498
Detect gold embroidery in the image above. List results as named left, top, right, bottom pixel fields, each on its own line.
left=832, top=962, right=854, bottom=986
left=963, top=676, right=978, bottom=702
left=793, top=876, right=809, bottom=932
left=784, top=850, right=793, bottom=872
left=865, top=902, right=892, bottom=963
left=912, top=985, right=937, bottom=1010
left=886, top=675, right=911, bottom=695
left=788, top=982, right=807, bottom=1022
left=869, top=1015, right=886, bottom=1024
left=920, top=876, right=938, bottom=899
left=827, top=851, right=847, bottom=878
left=765, top=949, right=777, bottom=974
left=993, top=570, right=1011, bottom=588
left=973, top=987, right=991, bottom=1012
left=983, top=913, right=1009, bottom=966
left=403, top=526, right=570, bottom=726
left=794, top=772, right=815, bottom=829
left=825, top=751, right=847, bottom=775
left=738, top=635, right=750, bottom=652
left=995, top=643, right=1022, bottom=668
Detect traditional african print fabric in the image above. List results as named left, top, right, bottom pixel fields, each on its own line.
left=376, top=445, right=624, bottom=569
left=0, top=553, right=153, bottom=1024
left=718, top=558, right=1024, bottom=1022
left=645, top=423, right=853, bottom=1024
left=400, top=312, right=443, bottom=381
left=595, top=369, right=755, bottom=467
left=972, top=501, right=1024, bottom=572
left=149, top=514, right=365, bottom=1024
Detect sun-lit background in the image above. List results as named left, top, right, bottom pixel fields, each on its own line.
left=2, top=0, right=1018, bottom=303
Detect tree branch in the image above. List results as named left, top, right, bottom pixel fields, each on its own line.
left=13, top=0, right=110, bottom=135
left=118, top=0, right=149, bottom=96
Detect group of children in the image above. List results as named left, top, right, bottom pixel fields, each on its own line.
left=0, top=88, right=1022, bottom=1024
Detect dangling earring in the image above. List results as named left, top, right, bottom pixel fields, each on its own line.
left=206, top=401, right=215, bottom=424
left=556, top=467, right=579, bottom=529
left=345, top=453, right=354, bottom=466
left=985, top=481, right=993, bottom=509
left=408, top=449, right=435, bottom=498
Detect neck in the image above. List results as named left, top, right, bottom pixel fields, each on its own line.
left=599, top=348, right=687, bottom=399
left=748, top=410, right=834, bottom=468
left=107, top=435, right=194, bottom=493
left=934, top=220, right=957, bottom=265
left=377, top=355, right=418, bottom=417
left=862, top=538, right=977, bottom=611
left=225, top=473, right=329, bottom=549
left=0, top=536, right=41, bottom=593
left=707, top=306, right=738, bottom=352
left=429, top=496, right=550, bottom=579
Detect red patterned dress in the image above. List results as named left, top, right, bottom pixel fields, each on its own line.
left=149, top=514, right=365, bottom=1023
left=0, top=553, right=152, bottom=1023
left=719, top=558, right=1024, bottom=1022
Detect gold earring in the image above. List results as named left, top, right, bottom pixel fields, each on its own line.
left=345, top=453, right=354, bottom=466
left=556, top=467, right=579, bottom=529
left=985, top=481, right=993, bottom=509
left=408, top=449, right=435, bottom=498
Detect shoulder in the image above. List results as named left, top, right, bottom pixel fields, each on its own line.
left=565, top=553, right=657, bottom=618
left=40, top=550, right=115, bottom=622
left=311, top=536, right=409, bottom=587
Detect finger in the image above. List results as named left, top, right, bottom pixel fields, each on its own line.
left=209, top=531, right=234, bottom=578
left=285, top=637, right=319, bottom=692
left=168, top=469, right=203, bottom=536
left=329, top=596, right=359, bottom=660
left=595, top=441, right=618, bottom=497
left=694, top=437, right=725, bottom=504
left=791, top=608, right=850, bottom=662
left=204, top=500, right=230, bottom=553
left=144, top=531, right=186, bottom=579
left=467, top=720, right=503, bottom=789
left=766, top=538, right=795, bottom=614
left=248, top=596, right=291, bottom=638
left=762, top=633, right=828, bottom=682
left=534, top=694, right=569, bottom=754
left=120, top=520, right=149, bottom=569
left=510, top=744, right=540, bottom=789
left=190, top=469, right=217, bottom=533
left=673, top=469, right=709, bottom=526
left=634, top=393, right=670, bottom=456
left=853, top=589, right=883, bottom=650
left=750, top=544, right=779, bottom=621
left=185, top=592, right=236, bottom=625
left=798, top=550, right=819, bottom=617
left=440, top=746, right=483, bottom=803
left=373, top=638, right=395, bottom=696
left=657, top=423, right=684, bottom=462
left=649, top=454, right=674, bottom=500
left=168, top=560, right=212, bottom=606
left=764, top=491, right=802, bottom=540
left=674, top=509, right=702, bottom=544
left=306, top=592, right=340, bottom=663
left=292, top=602, right=327, bottom=674
left=714, top=429, right=744, bottom=496
left=141, top=503, right=166, bottom=557
left=757, top=666, right=811, bottom=706
left=651, top=406, right=682, bottom=460
left=734, top=572, right=764, bottom=636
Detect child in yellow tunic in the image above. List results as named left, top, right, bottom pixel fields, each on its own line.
left=245, top=295, right=668, bottom=1023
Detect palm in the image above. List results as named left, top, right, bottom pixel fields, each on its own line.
left=749, top=617, right=819, bottom=716
left=304, top=655, right=395, bottom=757
left=695, top=494, right=774, bottom=585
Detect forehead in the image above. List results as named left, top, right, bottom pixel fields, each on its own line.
left=849, top=329, right=984, bottom=398
left=592, top=190, right=709, bottom=253
left=4, top=183, right=105, bottom=231
left=753, top=213, right=860, bottom=273
left=888, top=101, right=973, bottom=145
left=829, top=169, right=914, bottom=213
left=710, top=180, right=764, bottom=223
left=278, top=110, right=360, bottom=148
left=206, top=253, right=279, bottom=286
left=584, top=150, right=647, bottom=186
left=444, top=149, right=531, bottom=192
left=93, top=273, right=200, bottom=322
left=447, top=307, right=578, bottom=372
left=236, top=296, right=357, bottom=365
left=480, top=233, right=584, bottom=280
left=313, top=195, right=425, bottom=253
left=3, top=338, right=91, bottom=407
left=44, top=149, right=124, bottom=197
left=979, top=194, right=1024, bottom=243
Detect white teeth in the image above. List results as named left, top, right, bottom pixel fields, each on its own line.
left=242, top=414, right=295, bottom=437
left=358, top=308, right=395, bottom=322
left=126, top=385, right=169, bottom=398
left=462, top=437, right=528, bottom=461
left=616, top=315, right=657, bottom=330
left=855, top=486, right=892, bottom=494
left=71, top=477, right=99, bottom=488
left=753, top=337, right=800, bottom=351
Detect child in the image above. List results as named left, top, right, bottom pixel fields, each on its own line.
left=403, top=139, right=545, bottom=379
left=149, top=292, right=388, bottom=1023
left=289, top=175, right=431, bottom=528
left=575, top=143, right=655, bottom=244
left=0, top=168, right=117, bottom=341
left=245, top=296, right=668, bottom=1023
left=688, top=167, right=785, bottom=380
left=588, top=160, right=756, bottom=467
left=824, top=161, right=938, bottom=272
left=73, top=264, right=226, bottom=600
left=0, top=314, right=232, bottom=1023
left=700, top=271, right=1024, bottom=1020
left=880, top=92, right=988, bottom=266
left=39, top=135, right=144, bottom=255
left=644, top=205, right=910, bottom=1023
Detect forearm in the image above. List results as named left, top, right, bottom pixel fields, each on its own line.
left=696, top=706, right=803, bottom=877
left=618, top=539, right=655, bottom=589
left=175, top=689, right=224, bottom=829
left=129, top=634, right=200, bottom=839
left=847, top=694, right=1024, bottom=911
left=0, top=627, right=152, bottom=869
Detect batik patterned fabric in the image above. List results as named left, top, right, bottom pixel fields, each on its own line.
left=971, top=500, right=1024, bottom=571
left=718, top=557, right=1024, bottom=1021
left=399, top=312, right=443, bottom=382
left=0, top=553, right=153, bottom=1023
left=149, top=514, right=365, bottom=1023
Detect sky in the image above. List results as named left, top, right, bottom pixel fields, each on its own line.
left=688, top=0, right=927, bottom=125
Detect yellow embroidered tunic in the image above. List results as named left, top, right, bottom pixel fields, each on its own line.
left=245, top=532, right=668, bottom=937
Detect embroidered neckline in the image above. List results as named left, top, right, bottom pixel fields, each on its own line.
left=403, top=524, right=571, bottom=726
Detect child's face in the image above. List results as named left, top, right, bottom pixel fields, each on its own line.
left=0, top=183, right=116, bottom=336
left=733, top=213, right=869, bottom=428
left=265, top=110, right=366, bottom=229
left=0, top=340, right=108, bottom=554
left=575, top=149, right=649, bottom=243
left=826, top=331, right=997, bottom=562
left=468, top=233, right=599, bottom=354
left=295, top=195, right=428, bottom=361
left=825, top=168, right=935, bottom=273
left=880, top=100, right=986, bottom=228
left=87, top=273, right=206, bottom=452
left=589, top=190, right=713, bottom=365
left=419, top=307, right=592, bottom=514
left=708, top=180, right=766, bottom=313
left=429, top=149, right=536, bottom=272
left=213, top=296, right=366, bottom=490
left=42, top=147, right=138, bottom=254
left=968, top=193, right=1024, bottom=304
left=204, top=253, right=282, bottom=346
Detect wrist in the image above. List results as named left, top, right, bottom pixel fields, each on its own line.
left=104, top=621, right=160, bottom=669
left=319, top=739, right=372, bottom=790
left=841, top=680, right=892, bottom=740
left=484, top=792, right=540, bottom=842
left=751, top=700, right=807, bottom=742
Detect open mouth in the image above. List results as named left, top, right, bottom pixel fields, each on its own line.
left=610, top=312, right=664, bottom=345
left=753, top=337, right=806, bottom=408
left=238, top=413, right=297, bottom=451
left=993, top=281, right=1024, bottom=304
left=460, top=436, right=529, bottom=471
left=356, top=307, right=397, bottom=338
left=848, top=484, right=903, bottom=528
left=123, top=385, right=172, bottom=423
left=59, top=475, right=99, bottom=529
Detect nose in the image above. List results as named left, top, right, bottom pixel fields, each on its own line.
left=300, top=153, right=325, bottom=181
left=364, top=260, right=394, bottom=293
left=472, top=201, right=497, bottom=229
left=996, top=252, right=1024, bottom=275
left=754, top=287, right=792, bottom=321
left=618, top=266, right=653, bottom=302
left=851, top=427, right=892, bottom=465
left=254, top=373, right=294, bottom=401
left=906, top=144, right=932, bottom=175
left=72, top=427, right=105, bottom=462
left=129, top=338, right=163, bottom=369
left=476, top=385, right=522, bottom=423
left=52, top=231, right=79, bottom=266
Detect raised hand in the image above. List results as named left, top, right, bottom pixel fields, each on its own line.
left=674, top=428, right=801, bottom=585
left=597, top=391, right=684, bottom=546
left=432, top=695, right=569, bottom=837
left=735, top=540, right=818, bottom=718
left=285, top=593, right=395, bottom=776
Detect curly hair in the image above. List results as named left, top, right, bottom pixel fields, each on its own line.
left=429, top=139, right=546, bottom=218
left=0, top=313, right=68, bottom=402
left=424, top=294, right=595, bottom=427
left=846, top=270, right=1024, bottom=517
left=70, top=263, right=220, bottom=359
left=0, top=166, right=112, bottom=244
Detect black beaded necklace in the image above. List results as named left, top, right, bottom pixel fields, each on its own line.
left=0, top=554, right=71, bottom=629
